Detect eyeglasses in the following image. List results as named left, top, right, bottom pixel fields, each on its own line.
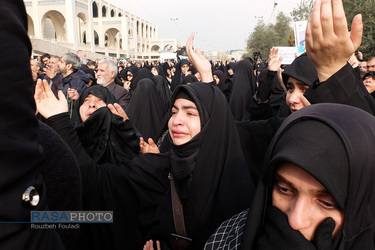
left=127, top=73, right=133, bottom=76
left=367, top=65, right=375, bottom=69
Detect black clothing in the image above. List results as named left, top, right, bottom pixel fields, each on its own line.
left=0, top=1, right=64, bottom=249
left=182, top=74, right=198, bottom=85
left=71, top=85, right=141, bottom=164
left=126, top=78, right=168, bottom=141
left=205, top=103, right=375, bottom=249
left=129, top=67, right=154, bottom=94
left=152, top=75, right=172, bottom=108
left=47, top=112, right=143, bottom=250
left=229, top=60, right=257, bottom=121
left=39, top=121, right=82, bottom=249
left=214, top=69, right=231, bottom=101
left=132, top=82, right=255, bottom=249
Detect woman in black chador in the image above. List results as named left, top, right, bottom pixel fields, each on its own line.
left=204, top=103, right=375, bottom=249
left=35, top=79, right=255, bottom=250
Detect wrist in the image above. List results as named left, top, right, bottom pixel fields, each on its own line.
left=316, top=62, right=347, bottom=82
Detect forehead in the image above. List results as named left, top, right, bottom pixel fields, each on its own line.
left=365, top=75, right=375, bottom=80
left=98, top=63, right=108, bottom=70
left=368, top=58, right=375, bottom=64
left=173, top=98, right=197, bottom=108
left=181, top=64, right=189, bottom=68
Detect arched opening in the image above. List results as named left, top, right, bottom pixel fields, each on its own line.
left=142, top=44, right=145, bottom=52
left=149, top=26, right=153, bottom=38
left=102, top=6, right=107, bottom=17
left=136, top=21, right=139, bottom=35
left=151, top=45, right=160, bottom=52
left=141, top=23, right=144, bottom=37
left=27, top=14, right=35, bottom=37
left=42, top=10, right=66, bottom=42
left=94, top=30, right=99, bottom=45
left=111, top=9, right=115, bottom=17
left=120, top=39, right=123, bottom=49
left=146, top=45, right=149, bottom=53
left=153, top=28, right=156, bottom=38
left=118, top=12, right=122, bottom=17
left=146, top=25, right=148, bottom=38
left=105, top=28, right=120, bottom=48
left=92, top=1, right=98, bottom=18
left=77, top=12, right=87, bottom=45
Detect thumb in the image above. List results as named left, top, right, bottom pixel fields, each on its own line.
left=58, top=90, right=66, bottom=101
left=350, top=14, right=363, bottom=51
left=313, top=217, right=335, bottom=250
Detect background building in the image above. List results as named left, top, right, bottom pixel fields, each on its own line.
left=24, top=0, right=181, bottom=60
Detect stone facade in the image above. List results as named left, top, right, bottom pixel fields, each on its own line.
left=24, top=0, right=181, bottom=60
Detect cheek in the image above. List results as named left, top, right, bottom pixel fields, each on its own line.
left=188, top=118, right=201, bottom=137
left=272, top=188, right=288, bottom=213
left=79, top=105, right=87, bottom=121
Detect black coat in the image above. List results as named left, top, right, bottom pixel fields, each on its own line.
left=0, top=0, right=64, bottom=249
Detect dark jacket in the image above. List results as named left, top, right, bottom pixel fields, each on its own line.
left=0, top=0, right=64, bottom=249
left=106, top=82, right=131, bottom=111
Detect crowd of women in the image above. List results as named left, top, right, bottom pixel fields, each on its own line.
left=2, top=0, right=375, bottom=250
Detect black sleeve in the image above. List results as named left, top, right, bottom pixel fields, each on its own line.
left=46, top=113, right=108, bottom=194
left=247, top=70, right=277, bottom=121
left=305, top=63, right=374, bottom=115
left=0, top=1, right=63, bottom=249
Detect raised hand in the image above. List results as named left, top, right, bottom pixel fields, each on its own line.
left=107, top=103, right=128, bottom=121
left=186, top=34, right=213, bottom=83
left=34, top=79, right=68, bottom=118
left=268, top=47, right=283, bottom=72
left=139, top=137, right=160, bottom=154
left=306, top=0, right=363, bottom=82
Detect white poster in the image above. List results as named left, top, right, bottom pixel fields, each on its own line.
left=275, top=46, right=298, bottom=65
left=294, top=21, right=308, bottom=53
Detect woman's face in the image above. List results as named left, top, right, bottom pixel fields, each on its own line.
left=213, top=74, right=220, bottom=85
left=272, top=162, right=344, bottom=241
left=168, top=98, right=201, bottom=145
left=127, top=71, right=134, bottom=81
left=79, top=94, right=107, bottom=122
left=151, top=67, right=158, bottom=76
left=285, top=77, right=311, bottom=113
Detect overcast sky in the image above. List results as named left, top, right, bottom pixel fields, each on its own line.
left=109, top=0, right=304, bottom=51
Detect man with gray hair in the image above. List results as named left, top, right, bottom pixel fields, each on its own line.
left=97, top=59, right=131, bottom=110
left=57, top=52, right=89, bottom=112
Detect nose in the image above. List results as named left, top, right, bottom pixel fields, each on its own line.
left=171, top=111, right=183, bottom=126
left=287, top=198, right=312, bottom=232
left=288, top=90, right=302, bottom=105
left=88, top=100, right=96, bottom=108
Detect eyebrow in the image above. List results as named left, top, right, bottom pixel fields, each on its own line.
left=274, top=173, right=329, bottom=195
left=172, top=105, right=198, bottom=110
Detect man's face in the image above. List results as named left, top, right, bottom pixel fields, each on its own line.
left=96, top=63, right=114, bottom=85
left=367, top=58, right=375, bottom=72
left=181, top=64, right=189, bottom=75
left=363, top=75, right=375, bottom=94
left=359, top=61, right=368, bottom=73
left=42, top=57, right=50, bottom=66
left=58, top=56, right=69, bottom=77
left=49, top=57, right=60, bottom=71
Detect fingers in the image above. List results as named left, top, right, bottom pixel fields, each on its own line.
left=57, top=90, right=65, bottom=101
left=311, top=0, right=323, bottom=43
left=156, top=240, right=161, bottom=250
left=147, top=138, right=156, bottom=147
left=350, top=14, right=363, bottom=51
left=332, top=0, right=348, bottom=37
left=320, top=0, right=334, bottom=37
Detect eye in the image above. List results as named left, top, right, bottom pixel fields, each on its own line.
left=275, top=182, right=293, bottom=195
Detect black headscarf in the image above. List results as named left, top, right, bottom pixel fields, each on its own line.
left=282, top=53, right=318, bottom=88
left=152, top=65, right=166, bottom=78
left=145, top=82, right=255, bottom=249
left=229, top=59, right=257, bottom=121
left=129, top=67, right=154, bottom=94
left=182, top=74, right=198, bottom=85
left=240, top=103, right=375, bottom=249
left=213, top=69, right=228, bottom=91
left=152, top=75, right=172, bottom=109
left=71, top=85, right=140, bottom=164
left=119, top=66, right=139, bottom=81
left=126, top=78, right=167, bottom=141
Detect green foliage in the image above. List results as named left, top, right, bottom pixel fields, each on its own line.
left=343, top=0, right=375, bottom=58
left=291, top=0, right=313, bottom=22
left=246, top=12, right=294, bottom=60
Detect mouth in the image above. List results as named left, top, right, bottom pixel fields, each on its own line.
left=172, top=130, right=187, bottom=137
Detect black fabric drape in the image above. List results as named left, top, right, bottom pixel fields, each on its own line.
left=229, top=60, right=257, bottom=121
left=128, top=82, right=255, bottom=249
left=126, top=78, right=168, bottom=141
left=240, top=103, right=375, bottom=249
